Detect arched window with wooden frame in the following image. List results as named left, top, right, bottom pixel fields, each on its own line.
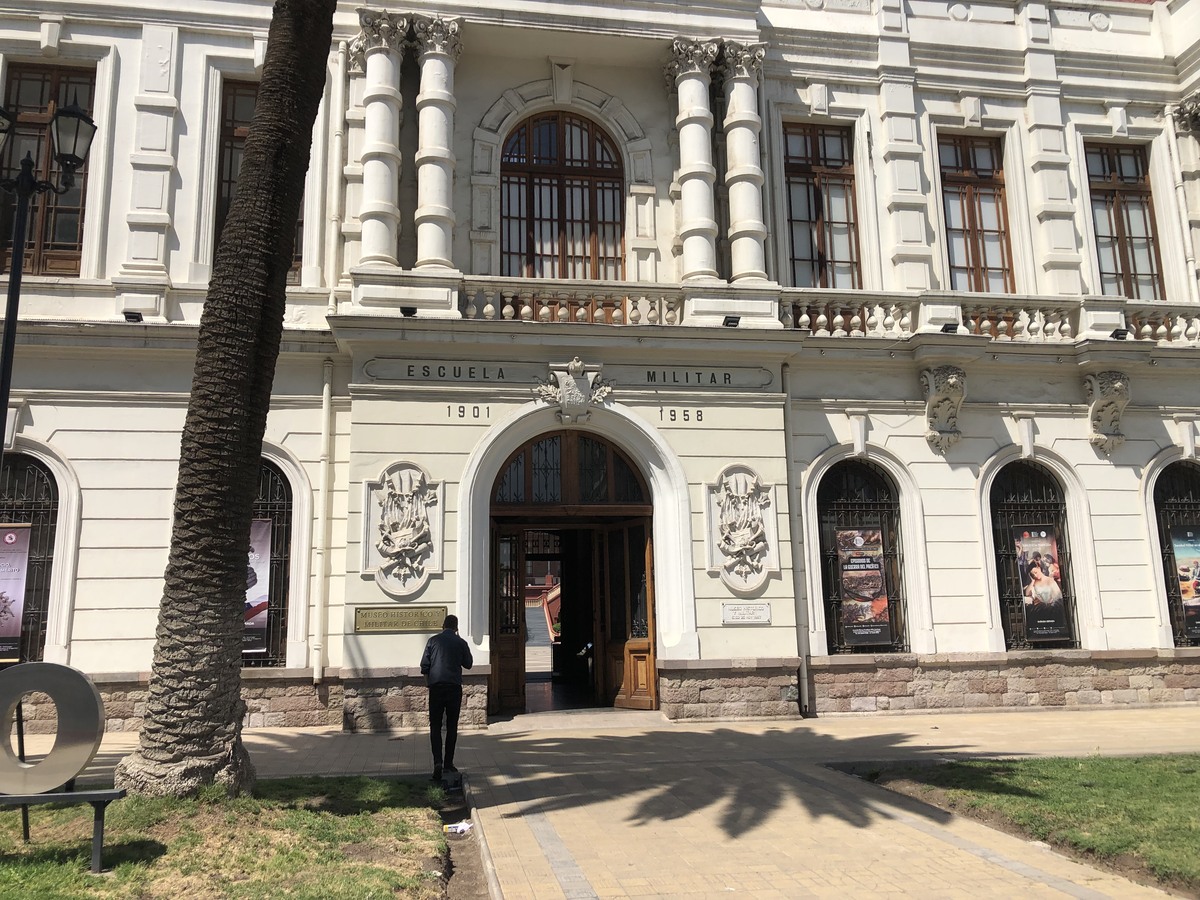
left=1153, top=461, right=1200, bottom=647
left=243, top=459, right=293, bottom=667
left=989, top=461, right=1078, bottom=649
left=0, top=454, right=59, bottom=662
left=500, top=112, right=624, bottom=281
left=818, top=460, right=908, bottom=653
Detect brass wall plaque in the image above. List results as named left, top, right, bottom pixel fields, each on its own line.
left=354, top=605, right=448, bottom=634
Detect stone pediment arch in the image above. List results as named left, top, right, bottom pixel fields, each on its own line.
left=470, top=76, right=657, bottom=276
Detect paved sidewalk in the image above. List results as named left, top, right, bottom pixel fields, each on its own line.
left=40, top=706, right=1200, bottom=897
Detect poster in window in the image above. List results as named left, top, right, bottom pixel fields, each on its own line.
left=837, top=528, right=892, bottom=646
left=0, top=525, right=31, bottom=663
left=1013, top=526, right=1070, bottom=641
left=244, top=519, right=272, bottom=654
left=1169, top=526, right=1200, bottom=640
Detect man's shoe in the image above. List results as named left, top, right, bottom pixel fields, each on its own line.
left=444, top=764, right=459, bottom=774
left=431, top=767, right=442, bottom=781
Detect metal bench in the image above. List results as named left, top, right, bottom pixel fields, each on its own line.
left=0, top=787, right=127, bottom=873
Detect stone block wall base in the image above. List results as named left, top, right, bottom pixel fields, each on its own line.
left=808, top=652, right=1200, bottom=713
left=343, top=675, right=487, bottom=732
left=659, top=667, right=803, bottom=720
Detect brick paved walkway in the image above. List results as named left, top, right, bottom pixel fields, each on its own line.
left=43, top=706, right=1200, bottom=897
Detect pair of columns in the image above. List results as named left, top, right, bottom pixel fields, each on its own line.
left=351, top=11, right=461, bottom=271
left=667, top=38, right=770, bottom=284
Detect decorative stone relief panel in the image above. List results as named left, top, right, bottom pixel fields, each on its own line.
left=362, top=462, right=444, bottom=597
left=532, top=357, right=614, bottom=424
left=1084, top=371, right=1130, bottom=456
left=920, top=365, right=966, bottom=454
left=705, top=465, right=779, bottom=594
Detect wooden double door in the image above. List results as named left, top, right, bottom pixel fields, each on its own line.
left=490, top=519, right=656, bottom=713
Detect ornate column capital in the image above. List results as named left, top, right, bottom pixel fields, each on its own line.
left=1173, top=92, right=1200, bottom=132
left=412, top=14, right=463, bottom=61
left=350, top=9, right=408, bottom=72
left=719, top=40, right=767, bottom=82
left=666, top=37, right=721, bottom=83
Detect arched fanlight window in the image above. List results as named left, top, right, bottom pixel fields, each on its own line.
left=500, top=112, right=624, bottom=280
left=494, top=432, right=647, bottom=508
left=989, top=461, right=1078, bottom=649
left=0, top=454, right=58, bottom=662
left=818, top=460, right=907, bottom=653
left=1153, top=461, right=1200, bottom=647
left=243, top=459, right=292, bottom=667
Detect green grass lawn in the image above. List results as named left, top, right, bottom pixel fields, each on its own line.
left=869, top=754, right=1200, bottom=893
left=0, top=776, right=449, bottom=900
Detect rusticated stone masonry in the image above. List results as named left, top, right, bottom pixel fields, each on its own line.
left=342, top=672, right=487, bottom=732
left=659, top=663, right=803, bottom=720
left=808, top=650, right=1200, bottom=714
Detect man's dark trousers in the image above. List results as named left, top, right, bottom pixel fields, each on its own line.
left=429, top=683, right=463, bottom=769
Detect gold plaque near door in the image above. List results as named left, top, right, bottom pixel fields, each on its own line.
left=354, top=605, right=448, bottom=633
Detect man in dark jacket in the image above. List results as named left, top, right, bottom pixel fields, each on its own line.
left=420, top=614, right=473, bottom=781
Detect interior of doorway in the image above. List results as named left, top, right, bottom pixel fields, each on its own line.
left=523, top=529, right=598, bottom=713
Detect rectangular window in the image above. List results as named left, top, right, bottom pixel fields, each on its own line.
left=0, top=64, right=96, bottom=277
left=784, top=123, right=861, bottom=289
left=217, top=80, right=302, bottom=283
left=938, top=135, right=1015, bottom=293
left=1085, top=143, right=1164, bottom=301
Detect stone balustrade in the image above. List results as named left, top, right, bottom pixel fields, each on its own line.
left=461, top=276, right=684, bottom=326
left=780, top=290, right=917, bottom=338
left=1127, top=305, right=1200, bottom=345
left=964, top=300, right=1076, bottom=341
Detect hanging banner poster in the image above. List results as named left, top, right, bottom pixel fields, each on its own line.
left=1013, top=525, right=1071, bottom=641
left=1168, top=526, right=1200, bottom=640
left=0, top=525, right=31, bottom=663
left=244, top=519, right=272, bottom=654
left=836, top=528, right=892, bottom=646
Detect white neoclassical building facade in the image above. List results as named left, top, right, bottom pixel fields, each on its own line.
left=2, top=0, right=1200, bottom=730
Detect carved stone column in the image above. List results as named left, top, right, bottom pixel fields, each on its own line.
left=412, top=15, right=462, bottom=270
left=720, top=41, right=769, bottom=283
left=353, top=10, right=406, bottom=267
left=667, top=38, right=721, bottom=282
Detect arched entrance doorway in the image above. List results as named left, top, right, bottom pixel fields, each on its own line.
left=489, top=430, right=655, bottom=714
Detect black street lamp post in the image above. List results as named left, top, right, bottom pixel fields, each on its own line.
left=0, top=100, right=97, bottom=473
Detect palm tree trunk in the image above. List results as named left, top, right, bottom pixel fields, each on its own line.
left=114, top=0, right=335, bottom=797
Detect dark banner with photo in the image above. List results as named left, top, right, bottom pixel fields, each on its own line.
left=0, top=525, right=31, bottom=662
left=1169, top=526, right=1200, bottom=640
left=837, top=528, right=892, bottom=646
left=244, top=518, right=272, bottom=654
left=1013, top=526, right=1070, bottom=641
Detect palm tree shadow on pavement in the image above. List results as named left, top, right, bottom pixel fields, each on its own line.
left=470, top=724, right=1035, bottom=839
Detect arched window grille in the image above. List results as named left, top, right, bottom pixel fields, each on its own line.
left=818, top=460, right=908, bottom=653
left=0, top=454, right=58, bottom=662
left=989, top=461, right=1078, bottom=649
left=500, top=112, right=624, bottom=281
left=243, top=459, right=292, bottom=667
left=1153, top=461, right=1200, bottom=647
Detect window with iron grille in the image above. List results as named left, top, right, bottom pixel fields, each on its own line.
left=500, top=112, right=624, bottom=280
left=818, top=460, right=908, bottom=653
left=0, top=64, right=95, bottom=277
left=1153, top=461, right=1200, bottom=647
left=217, top=80, right=302, bottom=283
left=242, top=459, right=292, bottom=667
left=1085, top=143, right=1164, bottom=301
left=938, top=134, right=1015, bottom=293
left=784, top=123, right=861, bottom=289
left=989, top=461, right=1079, bottom=650
left=0, top=454, right=58, bottom=662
